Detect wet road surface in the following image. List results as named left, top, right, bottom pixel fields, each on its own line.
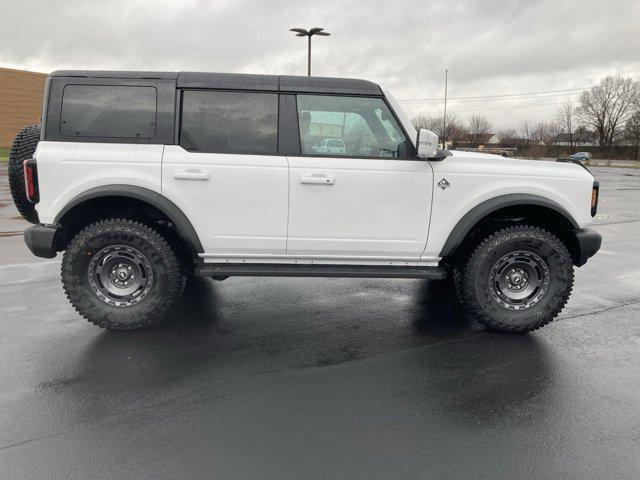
left=0, top=165, right=639, bottom=479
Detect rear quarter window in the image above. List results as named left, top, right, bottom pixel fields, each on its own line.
left=60, top=85, right=157, bottom=139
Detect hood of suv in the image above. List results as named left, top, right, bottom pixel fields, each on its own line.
left=441, top=150, right=594, bottom=180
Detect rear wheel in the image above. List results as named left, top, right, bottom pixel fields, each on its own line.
left=62, top=218, right=183, bottom=330
left=457, top=225, right=574, bottom=333
left=8, top=125, right=40, bottom=224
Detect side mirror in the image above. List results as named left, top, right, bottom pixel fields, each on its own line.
left=417, top=129, right=438, bottom=159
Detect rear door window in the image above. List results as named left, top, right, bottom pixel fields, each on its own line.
left=60, top=85, right=157, bottom=138
left=179, top=90, right=278, bottom=155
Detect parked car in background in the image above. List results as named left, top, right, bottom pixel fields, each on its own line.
left=314, top=138, right=346, bottom=154
left=570, top=152, right=592, bottom=161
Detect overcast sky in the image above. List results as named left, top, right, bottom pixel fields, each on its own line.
left=2, top=0, right=639, bottom=130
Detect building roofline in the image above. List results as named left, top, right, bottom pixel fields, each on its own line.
left=0, top=66, right=48, bottom=77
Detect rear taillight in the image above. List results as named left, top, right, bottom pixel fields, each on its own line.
left=591, top=181, right=599, bottom=217
left=23, top=159, right=39, bottom=204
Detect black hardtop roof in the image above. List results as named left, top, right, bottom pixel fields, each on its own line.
left=49, top=70, right=382, bottom=96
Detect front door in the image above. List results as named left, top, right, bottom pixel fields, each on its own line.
left=287, top=94, right=433, bottom=260
left=162, top=90, right=288, bottom=256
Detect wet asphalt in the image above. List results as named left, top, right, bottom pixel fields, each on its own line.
left=0, top=165, right=639, bottom=479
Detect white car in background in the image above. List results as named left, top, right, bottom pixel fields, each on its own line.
left=314, top=138, right=346, bottom=154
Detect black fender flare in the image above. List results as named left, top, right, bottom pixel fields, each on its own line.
left=54, top=185, right=204, bottom=253
left=439, top=193, right=579, bottom=257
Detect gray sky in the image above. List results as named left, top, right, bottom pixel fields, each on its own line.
left=2, top=0, right=639, bottom=130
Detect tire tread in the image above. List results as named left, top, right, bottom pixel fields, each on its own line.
left=61, top=218, right=182, bottom=330
left=8, top=125, right=40, bottom=224
left=458, top=225, right=574, bottom=333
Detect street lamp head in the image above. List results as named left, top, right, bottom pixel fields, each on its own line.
left=309, top=27, right=330, bottom=36
left=289, top=27, right=331, bottom=76
left=290, top=27, right=331, bottom=37
left=290, top=28, right=309, bottom=36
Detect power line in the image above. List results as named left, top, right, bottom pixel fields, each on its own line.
left=406, top=91, right=585, bottom=105
left=398, top=87, right=589, bottom=103
left=414, top=99, right=569, bottom=116
left=448, top=100, right=566, bottom=113
left=399, top=87, right=587, bottom=102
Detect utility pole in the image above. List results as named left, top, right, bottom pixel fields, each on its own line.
left=289, top=27, right=331, bottom=76
left=442, top=69, right=448, bottom=148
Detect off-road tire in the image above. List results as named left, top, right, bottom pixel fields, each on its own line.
left=8, top=125, right=40, bottom=224
left=457, top=225, right=574, bottom=333
left=62, top=218, right=182, bottom=330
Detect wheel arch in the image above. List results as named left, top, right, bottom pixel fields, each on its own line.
left=54, top=185, right=204, bottom=254
left=440, top=194, right=580, bottom=261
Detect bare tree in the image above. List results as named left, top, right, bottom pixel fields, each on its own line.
left=555, top=99, right=576, bottom=149
left=532, top=122, right=556, bottom=146
left=411, top=115, right=442, bottom=136
left=441, top=114, right=467, bottom=147
left=519, top=118, right=532, bottom=148
left=412, top=114, right=467, bottom=148
left=577, top=76, right=640, bottom=153
left=497, top=128, right=518, bottom=146
left=625, top=110, right=640, bottom=161
left=467, top=115, right=492, bottom=144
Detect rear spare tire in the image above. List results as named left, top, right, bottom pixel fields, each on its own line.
left=8, top=125, right=40, bottom=224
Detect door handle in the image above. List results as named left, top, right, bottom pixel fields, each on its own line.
left=174, top=169, right=210, bottom=181
left=300, top=174, right=335, bottom=185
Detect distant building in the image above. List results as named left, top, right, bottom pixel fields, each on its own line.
left=553, top=132, right=598, bottom=147
left=0, top=67, right=47, bottom=147
left=459, top=133, right=500, bottom=145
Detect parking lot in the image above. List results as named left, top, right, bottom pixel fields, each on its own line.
left=0, top=164, right=639, bottom=479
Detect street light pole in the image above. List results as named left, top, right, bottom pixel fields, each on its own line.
left=290, top=27, right=331, bottom=76
left=307, top=35, right=312, bottom=77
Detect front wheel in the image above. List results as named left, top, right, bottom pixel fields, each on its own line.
left=457, top=225, right=574, bottom=333
left=62, top=219, right=183, bottom=330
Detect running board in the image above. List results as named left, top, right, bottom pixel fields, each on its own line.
left=194, top=263, right=447, bottom=279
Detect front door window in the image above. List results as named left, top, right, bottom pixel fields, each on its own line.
left=297, top=95, right=409, bottom=158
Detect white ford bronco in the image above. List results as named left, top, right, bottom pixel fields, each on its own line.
left=9, top=70, right=601, bottom=332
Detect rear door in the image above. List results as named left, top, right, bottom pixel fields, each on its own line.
left=162, top=90, right=288, bottom=256
left=286, top=94, right=433, bottom=260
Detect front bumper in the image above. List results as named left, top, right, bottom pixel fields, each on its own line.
left=571, top=227, right=602, bottom=267
left=24, top=224, right=59, bottom=259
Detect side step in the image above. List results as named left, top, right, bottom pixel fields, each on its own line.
left=194, top=263, right=448, bottom=279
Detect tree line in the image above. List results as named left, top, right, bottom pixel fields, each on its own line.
left=411, top=75, right=640, bottom=157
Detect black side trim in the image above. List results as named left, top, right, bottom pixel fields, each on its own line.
left=195, top=263, right=447, bottom=279
left=429, top=149, right=452, bottom=160
left=24, top=224, right=59, bottom=259
left=439, top=194, right=580, bottom=257
left=54, top=185, right=204, bottom=253
left=571, top=228, right=602, bottom=267
left=556, top=157, right=594, bottom=175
